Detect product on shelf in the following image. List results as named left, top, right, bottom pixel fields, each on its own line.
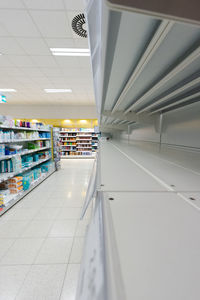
left=59, top=128, right=99, bottom=158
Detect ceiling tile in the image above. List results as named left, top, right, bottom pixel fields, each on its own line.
left=30, top=11, right=72, bottom=38
left=24, top=0, right=64, bottom=10
left=20, top=67, right=44, bottom=76
left=0, top=24, right=10, bottom=36
left=55, top=56, right=79, bottom=68
left=0, top=0, right=25, bottom=9
left=1, top=67, right=26, bottom=76
left=8, top=55, right=35, bottom=67
left=16, top=37, right=51, bottom=55
left=0, top=56, right=14, bottom=67
left=45, top=38, right=75, bottom=48
left=31, top=55, right=58, bottom=67
left=0, top=37, right=26, bottom=55
left=78, top=56, right=92, bottom=68
left=64, top=0, right=85, bottom=11
left=0, top=10, right=41, bottom=37
left=74, top=38, right=89, bottom=48
left=40, top=67, right=63, bottom=77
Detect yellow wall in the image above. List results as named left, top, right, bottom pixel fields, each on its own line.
left=18, top=118, right=98, bottom=129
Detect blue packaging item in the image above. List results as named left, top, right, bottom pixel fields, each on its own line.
left=33, top=153, right=39, bottom=162
left=22, top=175, right=31, bottom=190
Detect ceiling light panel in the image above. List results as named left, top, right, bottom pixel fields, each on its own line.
left=0, top=89, right=16, bottom=92
left=52, top=52, right=90, bottom=56
left=50, top=48, right=89, bottom=52
left=44, top=89, right=72, bottom=93
left=50, top=48, right=90, bottom=57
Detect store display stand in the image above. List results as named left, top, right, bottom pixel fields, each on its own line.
left=0, top=122, right=56, bottom=215
left=59, top=129, right=99, bottom=158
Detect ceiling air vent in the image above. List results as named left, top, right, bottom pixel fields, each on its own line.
left=72, top=13, right=87, bottom=38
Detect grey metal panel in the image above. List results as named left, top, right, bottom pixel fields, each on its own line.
left=128, top=124, right=160, bottom=142
left=76, top=193, right=107, bottom=300
left=162, top=101, right=200, bottom=148
left=104, top=10, right=159, bottom=110
left=104, top=191, right=200, bottom=300
left=117, top=22, right=200, bottom=111
left=107, top=0, right=200, bottom=25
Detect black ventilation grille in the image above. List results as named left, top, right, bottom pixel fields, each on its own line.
left=72, top=13, right=87, bottom=38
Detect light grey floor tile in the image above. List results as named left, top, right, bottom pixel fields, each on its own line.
left=0, top=239, right=15, bottom=260
left=42, top=197, right=65, bottom=208
left=60, top=264, right=80, bottom=300
left=2, top=208, right=38, bottom=221
left=20, top=220, right=54, bottom=238
left=0, top=221, right=30, bottom=238
left=34, top=237, right=73, bottom=264
left=48, top=220, right=77, bottom=237
left=69, top=237, right=85, bottom=264
left=0, top=265, right=30, bottom=300
left=33, top=207, right=60, bottom=220
left=75, top=220, right=90, bottom=237
left=61, top=199, right=85, bottom=208
left=16, top=264, right=67, bottom=300
left=0, top=238, right=44, bottom=265
left=56, top=207, right=81, bottom=220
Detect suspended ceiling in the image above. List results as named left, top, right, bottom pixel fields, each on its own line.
left=0, top=0, right=94, bottom=106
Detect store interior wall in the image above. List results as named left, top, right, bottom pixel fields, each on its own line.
left=0, top=105, right=97, bottom=120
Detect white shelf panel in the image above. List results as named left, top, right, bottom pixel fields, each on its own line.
left=77, top=147, right=92, bottom=149
left=103, top=191, right=200, bottom=300
left=111, top=141, right=200, bottom=192
left=0, top=157, right=51, bottom=183
left=76, top=139, right=92, bottom=141
left=61, top=154, right=95, bottom=159
left=0, top=138, right=50, bottom=144
left=99, top=141, right=166, bottom=192
left=60, top=131, right=94, bottom=133
left=0, top=166, right=55, bottom=216
left=0, top=125, right=50, bottom=132
left=0, top=147, right=50, bottom=161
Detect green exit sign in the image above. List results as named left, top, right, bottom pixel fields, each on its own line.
left=0, top=95, right=6, bottom=103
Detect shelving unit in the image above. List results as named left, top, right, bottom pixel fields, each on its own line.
left=0, top=121, right=55, bottom=215
left=59, top=129, right=99, bottom=158
left=77, top=1, right=200, bottom=300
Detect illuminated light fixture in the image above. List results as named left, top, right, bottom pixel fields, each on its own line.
left=0, top=89, right=16, bottom=92
left=44, top=89, right=72, bottom=93
left=32, top=119, right=39, bottom=123
left=52, top=52, right=90, bottom=56
left=50, top=48, right=90, bottom=57
left=64, top=119, right=71, bottom=123
left=79, top=120, right=87, bottom=123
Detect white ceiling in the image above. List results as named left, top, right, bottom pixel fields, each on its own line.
left=0, top=0, right=95, bottom=106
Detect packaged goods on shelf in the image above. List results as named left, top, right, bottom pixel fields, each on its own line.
left=11, top=154, right=22, bottom=172
left=7, top=176, right=23, bottom=194
left=0, top=144, right=5, bottom=157
left=8, top=176, right=23, bottom=183
left=0, top=159, right=13, bottom=173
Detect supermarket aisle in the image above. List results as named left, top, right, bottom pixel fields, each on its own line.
left=0, top=159, right=93, bottom=300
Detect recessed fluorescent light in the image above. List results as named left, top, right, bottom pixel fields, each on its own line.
left=52, top=52, right=90, bottom=56
left=50, top=48, right=90, bottom=57
left=0, top=88, right=16, bottom=92
left=50, top=48, right=89, bottom=53
left=44, top=89, right=72, bottom=93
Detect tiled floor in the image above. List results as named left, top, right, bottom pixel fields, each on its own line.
left=0, top=159, right=93, bottom=300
